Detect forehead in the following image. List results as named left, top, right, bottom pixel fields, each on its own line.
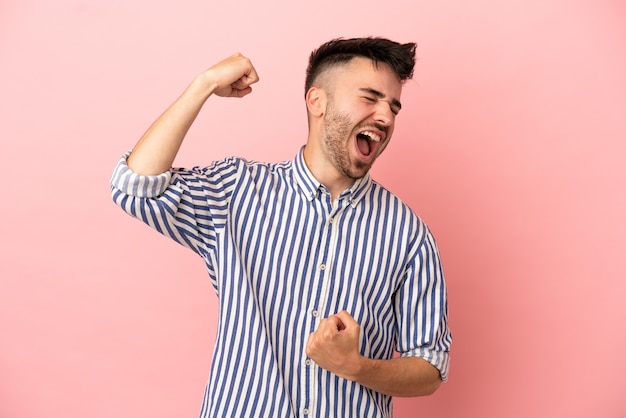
left=330, top=57, right=403, bottom=97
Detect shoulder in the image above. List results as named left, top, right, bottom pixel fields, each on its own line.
left=368, top=180, right=432, bottom=242
left=369, top=180, right=422, bottom=219
left=242, top=158, right=294, bottom=180
left=170, top=157, right=295, bottom=189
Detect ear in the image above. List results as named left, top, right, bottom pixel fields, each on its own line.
left=305, top=86, right=326, bottom=118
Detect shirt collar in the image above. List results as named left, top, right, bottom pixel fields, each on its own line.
left=292, top=146, right=373, bottom=206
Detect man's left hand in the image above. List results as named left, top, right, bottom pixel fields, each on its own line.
left=305, top=310, right=363, bottom=380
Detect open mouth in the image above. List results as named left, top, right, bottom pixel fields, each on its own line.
left=356, top=130, right=382, bottom=157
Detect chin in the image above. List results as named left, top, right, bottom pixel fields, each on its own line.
left=348, top=162, right=372, bottom=179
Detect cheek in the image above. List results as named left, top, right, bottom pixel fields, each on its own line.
left=325, top=110, right=354, bottom=140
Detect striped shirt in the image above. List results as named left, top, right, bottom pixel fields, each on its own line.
left=110, top=147, right=452, bottom=418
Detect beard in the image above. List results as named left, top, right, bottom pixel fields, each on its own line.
left=322, top=104, right=373, bottom=180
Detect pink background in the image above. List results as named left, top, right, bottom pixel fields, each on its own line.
left=1, top=0, right=625, bottom=417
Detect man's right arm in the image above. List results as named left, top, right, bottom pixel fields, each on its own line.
left=126, top=53, right=259, bottom=175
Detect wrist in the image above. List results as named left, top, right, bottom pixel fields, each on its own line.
left=190, top=71, right=219, bottom=99
left=346, top=354, right=372, bottom=382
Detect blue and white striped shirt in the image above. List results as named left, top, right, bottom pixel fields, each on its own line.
left=111, top=147, right=451, bottom=418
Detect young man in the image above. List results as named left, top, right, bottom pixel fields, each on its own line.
left=111, top=37, right=452, bottom=418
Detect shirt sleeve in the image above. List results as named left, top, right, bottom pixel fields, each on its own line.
left=394, top=224, right=452, bottom=382
left=109, top=151, right=242, bottom=260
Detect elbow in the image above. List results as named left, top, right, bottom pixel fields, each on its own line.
left=416, top=361, right=444, bottom=397
left=421, top=376, right=442, bottom=396
left=407, top=372, right=443, bottom=397
left=396, top=375, right=442, bottom=398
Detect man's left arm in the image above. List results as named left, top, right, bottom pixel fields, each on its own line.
left=306, top=225, right=451, bottom=397
left=305, top=310, right=442, bottom=397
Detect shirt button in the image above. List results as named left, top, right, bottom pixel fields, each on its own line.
left=320, top=264, right=326, bottom=270
left=312, top=310, right=320, bottom=317
left=303, top=408, right=310, bottom=415
left=329, top=217, right=334, bottom=224
left=305, top=359, right=312, bottom=366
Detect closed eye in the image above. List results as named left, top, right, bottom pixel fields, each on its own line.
left=359, top=88, right=401, bottom=115
left=365, top=96, right=399, bottom=115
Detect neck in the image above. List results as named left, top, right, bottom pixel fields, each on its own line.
left=302, top=142, right=355, bottom=201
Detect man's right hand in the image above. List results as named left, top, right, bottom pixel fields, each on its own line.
left=201, top=53, right=260, bottom=98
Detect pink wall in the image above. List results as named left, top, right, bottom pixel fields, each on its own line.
left=1, top=0, right=625, bottom=417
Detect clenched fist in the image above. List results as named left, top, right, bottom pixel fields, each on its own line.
left=200, top=53, right=260, bottom=98
left=305, top=310, right=364, bottom=381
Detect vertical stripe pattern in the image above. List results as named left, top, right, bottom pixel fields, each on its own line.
left=110, top=147, right=452, bottom=418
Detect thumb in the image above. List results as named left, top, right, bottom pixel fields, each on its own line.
left=335, top=310, right=358, bottom=329
left=232, top=73, right=256, bottom=90
left=231, top=85, right=253, bottom=98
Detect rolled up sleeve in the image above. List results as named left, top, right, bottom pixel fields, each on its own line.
left=395, top=227, right=452, bottom=382
left=110, top=152, right=172, bottom=198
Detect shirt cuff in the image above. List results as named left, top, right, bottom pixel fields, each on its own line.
left=110, top=152, right=172, bottom=198
left=401, top=347, right=450, bottom=382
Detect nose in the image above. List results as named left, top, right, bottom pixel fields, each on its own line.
left=374, top=102, right=395, bottom=126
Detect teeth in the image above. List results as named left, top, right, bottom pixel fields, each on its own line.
left=361, top=131, right=381, bottom=142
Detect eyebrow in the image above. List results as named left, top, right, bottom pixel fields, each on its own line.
left=359, top=88, right=402, bottom=111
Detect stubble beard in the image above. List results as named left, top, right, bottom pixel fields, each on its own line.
left=322, top=105, right=372, bottom=180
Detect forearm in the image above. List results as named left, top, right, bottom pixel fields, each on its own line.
left=127, top=73, right=217, bottom=175
left=306, top=311, right=444, bottom=397
left=350, top=355, right=442, bottom=397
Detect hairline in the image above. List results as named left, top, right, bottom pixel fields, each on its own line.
left=307, top=56, right=403, bottom=97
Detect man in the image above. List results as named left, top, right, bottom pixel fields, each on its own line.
left=111, top=37, right=452, bottom=418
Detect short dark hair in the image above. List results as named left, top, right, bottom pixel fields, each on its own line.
left=304, top=37, right=416, bottom=96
